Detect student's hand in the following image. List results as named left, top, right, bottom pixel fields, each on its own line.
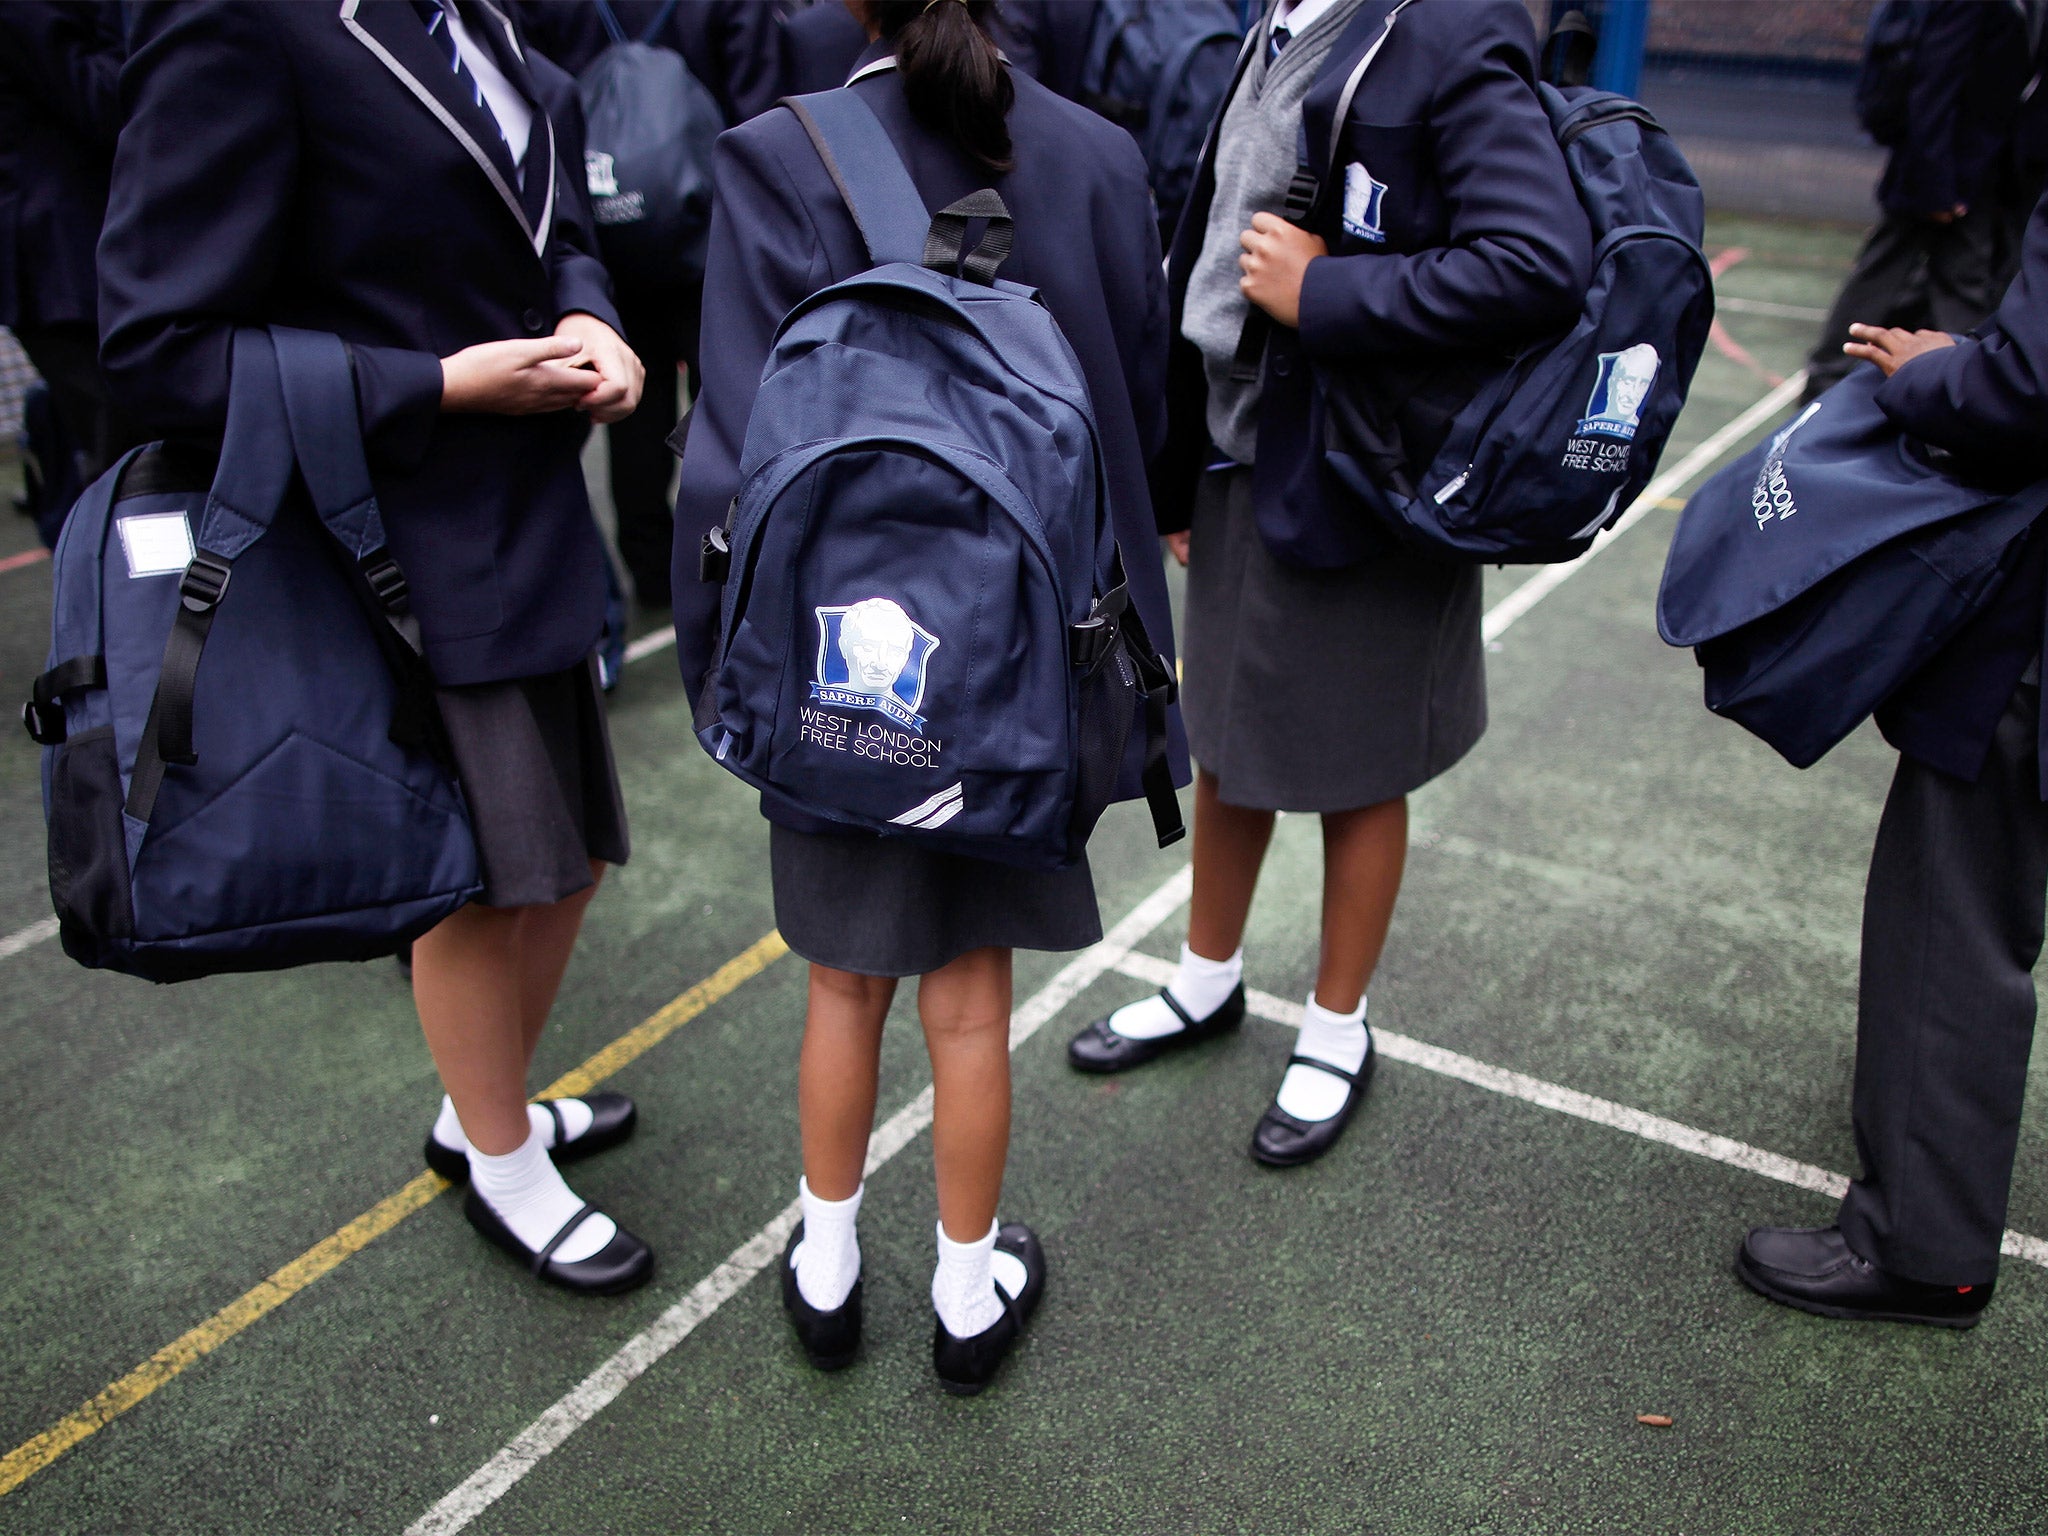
left=1926, top=203, right=1968, bottom=225
left=1843, top=323, right=1957, bottom=378
left=556, top=311, right=645, bottom=424
left=1239, top=212, right=1327, bottom=329
left=439, top=336, right=602, bottom=415
left=1164, top=530, right=1190, bottom=566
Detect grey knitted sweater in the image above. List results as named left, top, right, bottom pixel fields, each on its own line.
left=1181, top=0, right=1366, bottom=466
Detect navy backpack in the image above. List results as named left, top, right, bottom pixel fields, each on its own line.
left=1855, top=0, right=1932, bottom=149
left=577, top=0, right=723, bottom=288
left=1283, top=1, right=1714, bottom=565
left=23, top=327, right=480, bottom=982
left=1657, top=367, right=2048, bottom=769
left=693, top=90, right=1183, bottom=871
left=1075, top=0, right=1246, bottom=244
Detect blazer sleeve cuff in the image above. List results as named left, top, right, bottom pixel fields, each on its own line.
left=1297, top=254, right=1381, bottom=360
left=347, top=342, right=443, bottom=473
left=552, top=253, right=624, bottom=337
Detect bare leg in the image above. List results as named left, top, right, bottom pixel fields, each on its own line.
left=918, top=947, right=1014, bottom=1241
left=515, top=861, right=606, bottom=1067
left=1314, top=798, right=1408, bottom=1012
left=412, top=901, right=534, bottom=1157
left=1185, top=766, right=1277, bottom=961
left=800, top=964, right=897, bottom=1201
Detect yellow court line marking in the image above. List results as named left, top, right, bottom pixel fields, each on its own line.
left=0, top=931, right=789, bottom=1501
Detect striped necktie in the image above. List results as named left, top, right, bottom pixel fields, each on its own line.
left=412, top=0, right=514, bottom=158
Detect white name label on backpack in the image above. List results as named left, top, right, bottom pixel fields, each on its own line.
left=118, top=512, right=196, bottom=578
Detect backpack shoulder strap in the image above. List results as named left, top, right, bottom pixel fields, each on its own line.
left=635, top=0, right=678, bottom=46
left=271, top=326, right=442, bottom=750
left=126, top=328, right=298, bottom=820
left=782, top=89, right=931, bottom=267
left=271, top=326, right=391, bottom=564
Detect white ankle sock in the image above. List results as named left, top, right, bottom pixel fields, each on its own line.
left=792, top=1178, right=862, bottom=1312
left=432, top=1094, right=596, bottom=1153
left=1108, top=943, right=1243, bottom=1040
left=931, top=1221, right=1028, bottom=1339
left=1276, top=993, right=1370, bottom=1122
left=468, top=1126, right=615, bottom=1264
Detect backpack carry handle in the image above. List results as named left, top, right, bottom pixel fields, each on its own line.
left=922, top=191, right=1013, bottom=285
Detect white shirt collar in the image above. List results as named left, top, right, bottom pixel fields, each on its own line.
left=1271, top=0, right=1347, bottom=41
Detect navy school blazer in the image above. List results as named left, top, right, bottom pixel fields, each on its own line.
left=99, top=0, right=624, bottom=689
left=1875, top=190, right=2048, bottom=792
left=672, top=48, right=1188, bottom=821
left=0, top=1, right=124, bottom=332
left=514, top=0, right=782, bottom=125
left=1155, top=0, right=1591, bottom=540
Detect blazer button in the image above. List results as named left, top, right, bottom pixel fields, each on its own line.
left=522, top=307, right=547, bottom=334
left=1272, top=354, right=1292, bottom=377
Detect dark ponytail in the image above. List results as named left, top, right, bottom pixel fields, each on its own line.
left=872, top=0, right=1014, bottom=174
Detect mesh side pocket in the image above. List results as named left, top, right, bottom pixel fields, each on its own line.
left=46, top=724, right=134, bottom=964
left=1069, top=643, right=1139, bottom=853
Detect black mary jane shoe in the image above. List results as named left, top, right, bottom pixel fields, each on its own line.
left=1067, top=984, right=1246, bottom=1074
left=1249, top=1046, right=1376, bottom=1168
left=1737, top=1225, right=1992, bottom=1329
left=933, top=1224, right=1047, bottom=1397
left=780, top=1224, right=863, bottom=1371
left=462, top=1190, right=654, bottom=1296
left=424, top=1092, right=639, bottom=1183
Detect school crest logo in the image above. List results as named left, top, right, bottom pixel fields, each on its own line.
left=584, top=151, right=619, bottom=198
left=812, top=597, right=940, bottom=733
left=1576, top=344, right=1662, bottom=441
left=1341, top=162, right=1388, bottom=244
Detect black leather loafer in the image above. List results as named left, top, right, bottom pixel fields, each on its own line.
left=781, top=1224, right=863, bottom=1371
left=932, top=1223, right=1047, bottom=1397
left=1067, top=984, right=1245, bottom=1074
left=425, top=1092, right=639, bottom=1182
left=1737, top=1225, right=1992, bottom=1328
left=462, top=1190, right=654, bottom=1295
left=1249, top=1046, right=1375, bottom=1168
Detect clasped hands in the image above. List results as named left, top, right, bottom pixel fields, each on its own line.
left=440, top=311, right=645, bottom=423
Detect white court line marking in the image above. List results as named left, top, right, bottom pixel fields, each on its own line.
left=0, top=917, right=58, bottom=961
left=413, top=375, right=1816, bottom=1531
left=621, top=625, right=676, bottom=665
left=1112, top=951, right=2048, bottom=1271
left=1481, top=371, right=1806, bottom=643
left=404, top=866, right=1193, bottom=1536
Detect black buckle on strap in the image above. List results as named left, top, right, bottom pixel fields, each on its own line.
left=1148, top=652, right=1178, bottom=707
left=1068, top=615, right=1120, bottom=671
left=362, top=555, right=411, bottom=613
left=700, top=524, right=731, bottom=584
left=1283, top=168, right=1320, bottom=224
left=178, top=552, right=232, bottom=613
left=22, top=699, right=64, bottom=746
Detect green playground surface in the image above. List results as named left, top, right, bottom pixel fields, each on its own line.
left=7, top=215, right=2048, bottom=1536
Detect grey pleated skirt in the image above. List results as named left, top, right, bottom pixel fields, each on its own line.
left=1182, top=465, right=1486, bottom=812
left=436, top=653, right=631, bottom=908
left=770, top=825, right=1102, bottom=978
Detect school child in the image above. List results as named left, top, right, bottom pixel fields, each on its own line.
left=1739, top=193, right=2048, bottom=1328
left=672, top=0, right=1176, bottom=1391
left=1069, top=0, right=1590, bottom=1166
left=98, top=0, right=652, bottom=1294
